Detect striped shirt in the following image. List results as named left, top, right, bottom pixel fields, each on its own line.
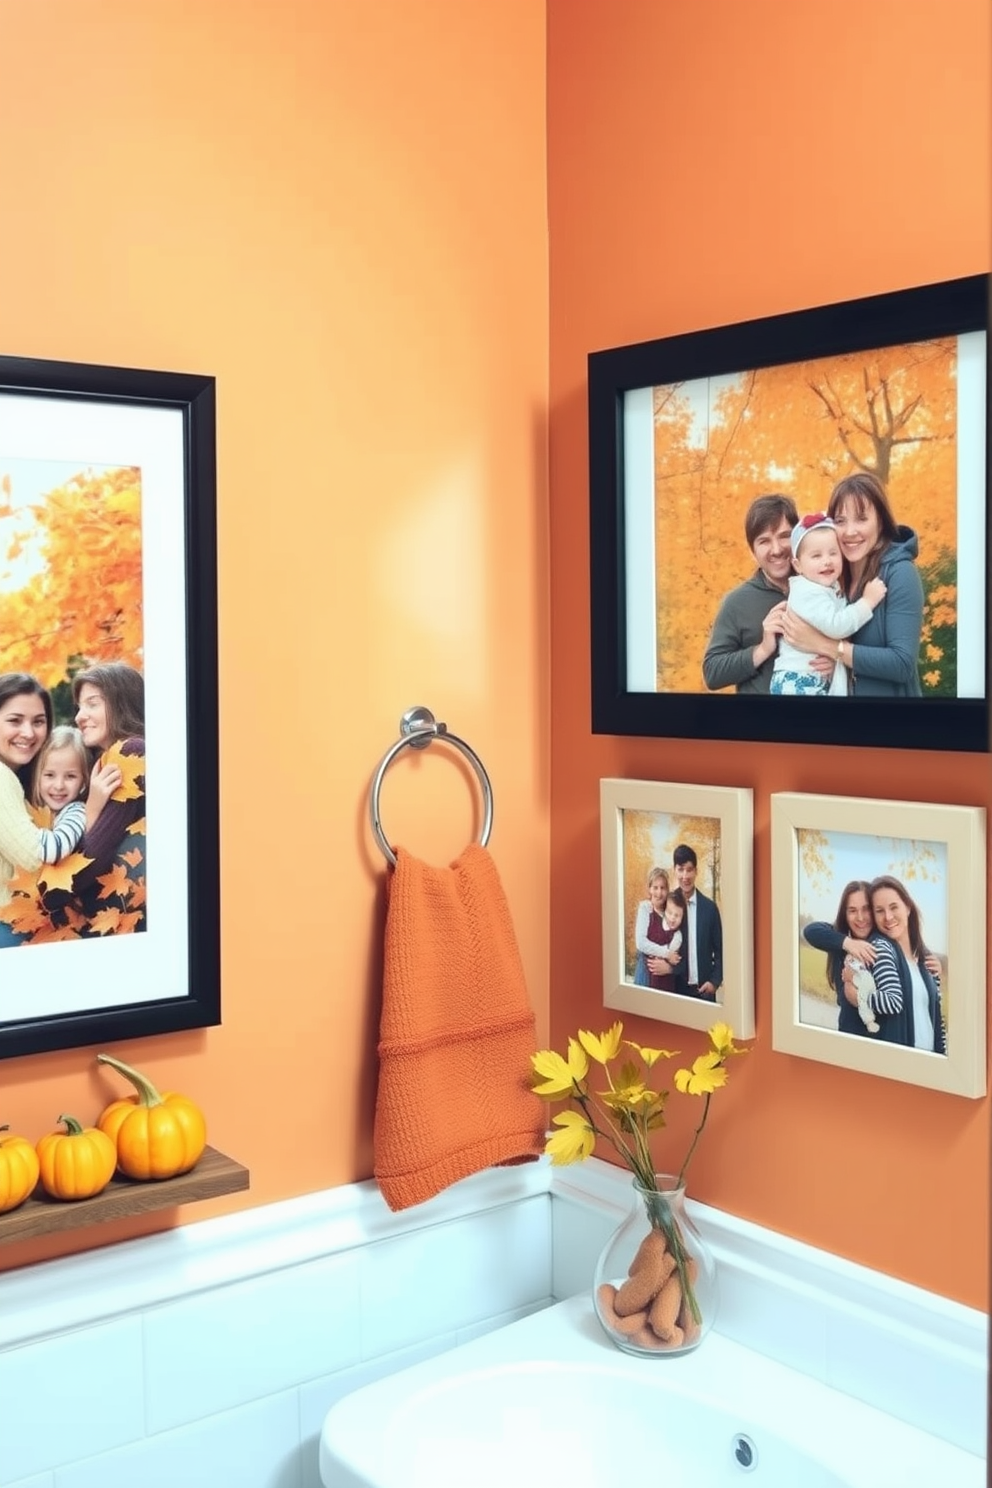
left=39, top=800, right=86, bottom=864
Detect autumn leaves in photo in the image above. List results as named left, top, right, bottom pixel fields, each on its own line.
left=0, top=461, right=145, bottom=943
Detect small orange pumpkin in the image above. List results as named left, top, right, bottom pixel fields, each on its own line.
left=0, top=1125, right=40, bottom=1213
left=96, top=1053, right=207, bottom=1180
left=36, top=1115, right=117, bottom=1200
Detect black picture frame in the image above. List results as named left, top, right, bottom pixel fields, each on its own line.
left=0, top=354, right=219, bottom=1058
left=589, top=274, right=989, bottom=752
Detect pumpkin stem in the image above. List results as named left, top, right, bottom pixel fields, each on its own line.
left=96, top=1052, right=164, bottom=1107
left=96, top=1053, right=165, bottom=1113
left=57, top=1114, right=85, bottom=1135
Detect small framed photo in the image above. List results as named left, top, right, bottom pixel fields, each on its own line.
left=600, top=778, right=754, bottom=1035
left=771, top=792, right=986, bottom=1097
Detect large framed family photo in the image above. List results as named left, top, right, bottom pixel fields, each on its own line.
left=770, top=792, right=986, bottom=1098
left=600, top=778, right=754, bottom=1036
left=589, top=274, right=989, bottom=752
left=0, top=355, right=219, bottom=1058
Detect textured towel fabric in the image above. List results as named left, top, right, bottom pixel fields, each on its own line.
left=373, top=843, right=546, bottom=1211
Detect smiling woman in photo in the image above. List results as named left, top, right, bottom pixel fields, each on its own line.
left=781, top=472, right=924, bottom=697
left=67, top=661, right=147, bottom=930
left=843, top=875, right=947, bottom=1055
left=802, top=879, right=877, bottom=1037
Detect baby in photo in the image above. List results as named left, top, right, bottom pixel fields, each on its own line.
left=771, top=513, right=886, bottom=697
left=844, top=953, right=880, bottom=1034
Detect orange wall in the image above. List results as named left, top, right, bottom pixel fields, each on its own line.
left=547, top=0, right=990, bottom=1305
left=0, top=0, right=549, bottom=1270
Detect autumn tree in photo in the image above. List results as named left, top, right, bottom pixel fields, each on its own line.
left=652, top=338, right=960, bottom=694
left=0, top=464, right=146, bottom=944
left=0, top=464, right=143, bottom=706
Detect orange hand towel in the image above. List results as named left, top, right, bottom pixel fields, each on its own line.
left=373, top=843, right=546, bottom=1211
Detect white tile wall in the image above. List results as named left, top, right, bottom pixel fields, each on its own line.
left=358, top=1197, right=550, bottom=1358
left=55, top=1392, right=302, bottom=1488
left=0, top=1158, right=984, bottom=1486
left=0, top=1166, right=552, bottom=1488
left=0, top=1318, right=145, bottom=1483
left=143, top=1251, right=363, bottom=1433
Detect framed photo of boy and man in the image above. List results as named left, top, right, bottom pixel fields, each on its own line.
left=0, top=354, right=219, bottom=1059
left=589, top=274, right=989, bottom=752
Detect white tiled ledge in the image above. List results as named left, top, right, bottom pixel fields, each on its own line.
left=0, top=1160, right=549, bottom=1351
left=551, top=1159, right=984, bottom=1355
left=549, top=1159, right=987, bottom=1457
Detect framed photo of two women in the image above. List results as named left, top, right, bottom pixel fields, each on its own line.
left=771, top=793, right=986, bottom=1100
left=588, top=273, right=989, bottom=752
left=0, top=355, right=219, bottom=1059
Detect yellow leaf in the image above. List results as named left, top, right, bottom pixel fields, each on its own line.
left=101, top=743, right=144, bottom=802
left=38, top=851, right=94, bottom=894
left=577, top=1023, right=623, bottom=1064
left=545, top=1111, right=596, bottom=1165
left=89, top=905, right=123, bottom=937
left=531, top=1039, right=589, bottom=1096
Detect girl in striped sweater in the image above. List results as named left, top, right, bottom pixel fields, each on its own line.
left=30, top=726, right=92, bottom=862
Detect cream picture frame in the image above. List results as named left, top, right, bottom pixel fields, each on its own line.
left=770, top=792, right=986, bottom=1098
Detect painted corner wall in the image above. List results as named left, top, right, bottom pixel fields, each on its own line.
left=546, top=0, right=990, bottom=1305
left=0, top=0, right=549, bottom=1271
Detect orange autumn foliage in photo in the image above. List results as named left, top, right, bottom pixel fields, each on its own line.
left=0, top=464, right=143, bottom=691
left=0, top=461, right=146, bottom=945
left=652, top=338, right=961, bottom=695
left=101, top=740, right=145, bottom=802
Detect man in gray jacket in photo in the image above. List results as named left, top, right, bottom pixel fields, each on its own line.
left=702, top=493, right=799, bottom=694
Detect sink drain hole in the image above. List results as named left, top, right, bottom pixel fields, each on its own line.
left=733, top=1434, right=757, bottom=1471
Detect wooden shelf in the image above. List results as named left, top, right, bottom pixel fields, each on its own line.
left=0, top=1146, right=249, bottom=1243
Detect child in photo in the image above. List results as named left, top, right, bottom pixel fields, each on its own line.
left=31, top=725, right=91, bottom=863
left=844, top=953, right=880, bottom=1034
left=646, top=887, right=686, bottom=992
left=771, top=513, right=887, bottom=696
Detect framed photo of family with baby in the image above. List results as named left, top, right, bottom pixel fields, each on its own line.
left=770, top=792, right=986, bottom=1098
left=0, top=354, right=219, bottom=1059
left=589, top=273, right=989, bottom=752
left=600, top=777, right=754, bottom=1036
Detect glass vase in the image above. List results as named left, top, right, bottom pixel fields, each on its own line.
left=593, top=1172, right=717, bottom=1357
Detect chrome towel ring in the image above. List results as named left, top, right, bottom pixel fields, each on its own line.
left=369, top=706, right=494, bottom=867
